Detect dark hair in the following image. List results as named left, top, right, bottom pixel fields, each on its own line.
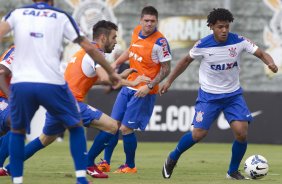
left=92, top=20, right=118, bottom=39
left=207, top=8, right=234, bottom=27
left=141, top=6, right=158, bottom=19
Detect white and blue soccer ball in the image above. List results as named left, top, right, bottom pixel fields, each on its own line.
left=244, top=155, right=269, bottom=179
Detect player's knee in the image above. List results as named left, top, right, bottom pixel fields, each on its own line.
left=234, top=131, right=248, bottom=142
left=100, top=119, right=119, bottom=134
left=39, top=134, right=57, bottom=146
left=192, top=128, right=208, bottom=141
left=119, top=125, right=133, bottom=135
left=107, top=121, right=119, bottom=134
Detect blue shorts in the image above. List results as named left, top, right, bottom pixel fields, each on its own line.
left=78, top=102, right=103, bottom=127
left=43, top=101, right=103, bottom=135
left=111, top=87, right=156, bottom=131
left=0, top=97, right=10, bottom=134
left=10, top=83, right=80, bottom=133
left=192, top=88, right=253, bottom=130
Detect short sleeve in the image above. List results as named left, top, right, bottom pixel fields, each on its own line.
left=242, top=37, right=258, bottom=54
left=3, top=10, right=15, bottom=29
left=155, top=38, right=172, bottom=62
left=63, top=14, right=83, bottom=42
left=189, top=41, right=204, bottom=60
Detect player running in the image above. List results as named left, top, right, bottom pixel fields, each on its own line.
left=161, top=8, right=278, bottom=180
left=0, top=20, right=148, bottom=179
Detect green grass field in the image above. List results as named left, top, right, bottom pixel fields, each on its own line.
left=1, top=140, right=281, bottom=184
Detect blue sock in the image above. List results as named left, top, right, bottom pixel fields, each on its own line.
left=9, top=132, right=25, bottom=178
left=6, top=137, right=45, bottom=172
left=104, top=131, right=119, bottom=164
left=24, top=137, right=45, bottom=159
left=123, top=133, right=137, bottom=168
left=228, top=140, right=247, bottom=174
left=87, top=131, right=114, bottom=166
left=0, top=132, right=10, bottom=167
left=69, top=127, right=88, bottom=183
left=170, top=132, right=197, bottom=161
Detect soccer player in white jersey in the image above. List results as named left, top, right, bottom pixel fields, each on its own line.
left=161, top=8, right=278, bottom=180
left=0, top=20, right=148, bottom=179
left=0, top=0, right=121, bottom=184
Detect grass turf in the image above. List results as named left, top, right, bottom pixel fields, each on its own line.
left=1, top=141, right=281, bottom=184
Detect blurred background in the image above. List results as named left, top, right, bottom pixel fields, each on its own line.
left=1, top=0, right=281, bottom=144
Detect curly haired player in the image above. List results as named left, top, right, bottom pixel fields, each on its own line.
left=161, top=8, right=277, bottom=180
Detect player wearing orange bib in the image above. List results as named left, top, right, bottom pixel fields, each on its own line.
left=98, top=6, right=172, bottom=173
left=64, top=21, right=148, bottom=178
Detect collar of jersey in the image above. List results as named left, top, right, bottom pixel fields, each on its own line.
left=34, top=2, right=49, bottom=6
left=31, top=2, right=51, bottom=9
left=196, top=33, right=244, bottom=48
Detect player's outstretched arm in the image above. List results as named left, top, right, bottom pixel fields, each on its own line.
left=95, top=67, right=137, bottom=85
left=160, top=54, right=194, bottom=95
left=121, top=75, right=151, bottom=87
left=119, top=68, right=137, bottom=79
left=95, top=67, right=111, bottom=85
left=95, top=67, right=149, bottom=88
left=76, top=36, right=121, bottom=85
left=254, top=48, right=278, bottom=73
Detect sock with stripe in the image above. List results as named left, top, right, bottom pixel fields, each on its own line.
left=9, top=132, right=25, bottom=181
left=69, top=127, right=88, bottom=184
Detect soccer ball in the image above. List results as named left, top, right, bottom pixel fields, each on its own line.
left=244, top=155, right=269, bottom=179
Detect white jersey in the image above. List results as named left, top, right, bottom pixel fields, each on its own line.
left=80, top=53, right=101, bottom=77
left=3, top=2, right=83, bottom=85
left=190, top=33, right=258, bottom=94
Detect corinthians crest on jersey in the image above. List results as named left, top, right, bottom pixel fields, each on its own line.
left=228, top=47, right=237, bottom=57
left=195, top=111, right=204, bottom=123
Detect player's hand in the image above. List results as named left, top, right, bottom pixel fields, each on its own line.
left=159, top=81, right=171, bottom=96
left=131, top=75, right=151, bottom=86
left=112, top=82, right=123, bottom=90
left=111, top=62, right=118, bottom=69
left=120, top=68, right=137, bottom=79
left=134, top=85, right=150, bottom=97
left=268, top=63, right=278, bottom=73
left=109, top=72, right=122, bottom=86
